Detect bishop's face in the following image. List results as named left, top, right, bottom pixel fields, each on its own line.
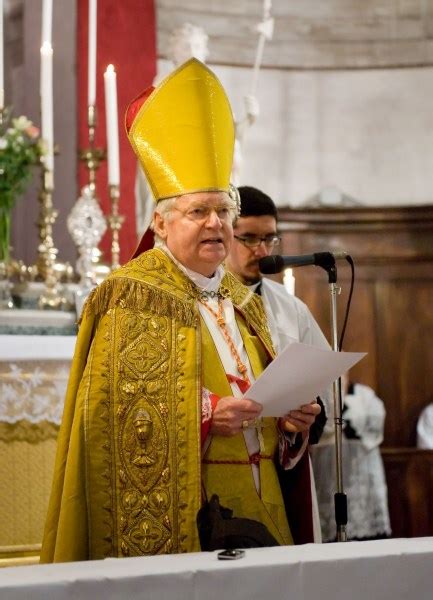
left=153, top=191, right=235, bottom=277
left=225, top=215, right=278, bottom=285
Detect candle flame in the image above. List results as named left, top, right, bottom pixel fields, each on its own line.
left=106, top=64, right=115, bottom=74
left=41, top=41, right=53, bottom=54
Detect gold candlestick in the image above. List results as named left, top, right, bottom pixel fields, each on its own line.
left=37, top=168, right=68, bottom=309
left=107, top=184, right=125, bottom=270
left=79, top=104, right=106, bottom=193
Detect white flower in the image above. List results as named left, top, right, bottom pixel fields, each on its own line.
left=12, top=116, right=32, bottom=131
left=0, top=137, right=8, bottom=150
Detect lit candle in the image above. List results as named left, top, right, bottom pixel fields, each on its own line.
left=283, top=268, right=295, bottom=296
left=104, top=64, right=120, bottom=186
left=40, top=0, right=52, bottom=99
left=40, top=42, right=54, bottom=173
left=41, top=0, right=53, bottom=45
left=88, top=0, right=97, bottom=107
left=0, top=0, right=4, bottom=110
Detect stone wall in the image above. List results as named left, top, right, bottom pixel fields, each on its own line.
left=212, top=62, right=433, bottom=207
left=157, top=0, right=433, bottom=69
left=156, top=0, right=433, bottom=207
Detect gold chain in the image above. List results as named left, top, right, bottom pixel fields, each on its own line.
left=199, top=295, right=265, bottom=452
left=199, top=297, right=250, bottom=384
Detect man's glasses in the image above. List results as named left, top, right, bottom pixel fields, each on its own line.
left=173, top=204, right=235, bottom=224
left=234, top=235, right=281, bottom=249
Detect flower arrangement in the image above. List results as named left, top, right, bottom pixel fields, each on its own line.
left=0, top=110, right=45, bottom=262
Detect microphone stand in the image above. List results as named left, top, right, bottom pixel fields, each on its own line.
left=318, top=255, right=347, bottom=542
left=259, top=251, right=349, bottom=541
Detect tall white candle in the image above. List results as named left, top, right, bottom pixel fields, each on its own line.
left=40, top=0, right=52, bottom=97
left=104, top=64, right=120, bottom=186
left=40, top=42, right=54, bottom=173
left=88, top=0, right=97, bottom=106
left=0, top=0, right=4, bottom=110
left=41, top=0, right=53, bottom=45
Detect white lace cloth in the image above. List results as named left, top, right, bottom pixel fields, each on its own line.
left=311, top=439, right=392, bottom=540
left=0, top=360, right=70, bottom=425
left=310, top=383, right=391, bottom=541
left=0, top=335, right=75, bottom=426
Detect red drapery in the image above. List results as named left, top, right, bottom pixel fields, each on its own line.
left=77, top=0, right=156, bottom=264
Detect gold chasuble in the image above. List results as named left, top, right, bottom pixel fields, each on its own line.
left=40, top=249, right=291, bottom=563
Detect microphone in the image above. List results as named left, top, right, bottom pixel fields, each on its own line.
left=259, top=251, right=348, bottom=274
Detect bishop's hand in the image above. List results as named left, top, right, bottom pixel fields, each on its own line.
left=279, top=400, right=321, bottom=434
left=210, top=396, right=263, bottom=437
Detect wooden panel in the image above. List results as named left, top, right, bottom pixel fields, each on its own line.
left=382, top=449, right=433, bottom=538
left=278, top=205, right=433, bottom=537
left=288, top=264, right=379, bottom=390
left=279, top=205, right=433, bottom=446
left=376, top=281, right=433, bottom=445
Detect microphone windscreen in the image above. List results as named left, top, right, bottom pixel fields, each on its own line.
left=259, top=255, right=284, bottom=274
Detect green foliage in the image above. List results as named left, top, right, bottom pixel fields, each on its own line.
left=0, top=109, right=45, bottom=261
left=0, top=109, right=45, bottom=211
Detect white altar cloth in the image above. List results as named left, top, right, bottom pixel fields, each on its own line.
left=0, top=336, right=76, bottom=425
left=0, top=538, right=431, bottom=600
left=0, top=335, right=76, bottom=362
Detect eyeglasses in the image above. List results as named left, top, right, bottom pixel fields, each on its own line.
left=234, top=234, right=281, bottom=249
left=173, top=204, right=235, bottom=224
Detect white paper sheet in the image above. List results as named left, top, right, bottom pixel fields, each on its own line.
left=246, top=342, right=366, bottom=417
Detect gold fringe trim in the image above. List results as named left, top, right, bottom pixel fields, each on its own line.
left=80, top=277, right=198, bottom=327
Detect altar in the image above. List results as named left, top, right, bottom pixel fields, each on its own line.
left=0, top=330, right=76, bottom=564
left=0, top=538, right=431, bottom=599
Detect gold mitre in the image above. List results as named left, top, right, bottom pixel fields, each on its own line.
left=126, top=58, right=235, bottom=201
